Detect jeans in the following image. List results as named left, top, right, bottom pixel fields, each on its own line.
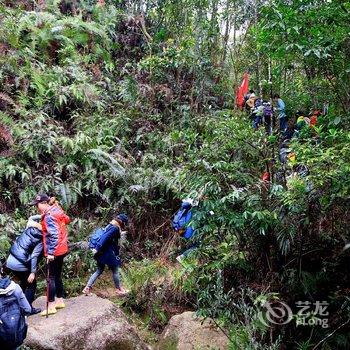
left=264, top=115, right=272, bottom=135
left=253, top=115, right=262, bottom=129
left=11, top=270, right=36, bottom=307
left=279, top=117, right=288, bottom=132
left=48, top=255, right=65, bottom=302
left=87, top=263, right=121, bottom=289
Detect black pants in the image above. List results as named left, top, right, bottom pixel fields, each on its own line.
left=48, top=255, right=65, bottom=302
left=11, top=270, right=36, bottom=307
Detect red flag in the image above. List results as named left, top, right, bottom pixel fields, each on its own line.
left=236, top=73, right=249, bottom=109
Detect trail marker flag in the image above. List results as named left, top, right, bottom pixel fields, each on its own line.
left=236, top=72, right=249, bottom=109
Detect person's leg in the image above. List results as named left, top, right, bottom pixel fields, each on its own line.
left=41, top=258, right=58, bottom=315
left=110, top=265, right=129, bottom=295
left=12, top=270, right=28, bottom=296
left=265, top=115, right=272, bottom=135
left=12, top=270, right=38, bottom=308
left=54, top=255, right=65, bottom=299
left=48, top=259, right=57, bottom=303
left=110, top=266, right=121, bottom=289
left=86, top=263, right=105, bottom=288
left=280, top=117, right=287, bottom=132
left=25, top=277, right=37, bottom=306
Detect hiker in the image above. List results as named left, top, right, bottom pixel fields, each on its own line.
left=310, top=109, right=321, bottom=128
left=279, top=141, right=291, bottom=164
left=263, top=101, right=273, bottom=135
left=252, top=98, right=264, bottom=130
left=244, top=89, right=255, bottom=110
left=294, top=111, right=310, bottom=136
left=245, top=93, right=256, bottom=112
left=83, top=214, right=129, bottom=297
left=6, top=215, right=43, bottom=315
left=172, top=198, right=200, bottom=264
left=29, top=194, right=70, bottom=316
left=0, top=261, right=31, bottom=350
left=273, top=94, right=287, bottom=132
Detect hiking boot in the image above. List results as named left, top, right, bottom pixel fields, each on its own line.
left=82, top=286, right=92, bottom=296
left=116, top=287, right=129, bottom=297
left=40, top=307, right=57, bottom=317
left=29, top=307, right=41, bottom=316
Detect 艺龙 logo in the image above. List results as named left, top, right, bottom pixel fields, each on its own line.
left=258, top=300, right=293, bottom=327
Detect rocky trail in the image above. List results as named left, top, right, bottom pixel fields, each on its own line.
left=25, top=295, right=229, bottom=350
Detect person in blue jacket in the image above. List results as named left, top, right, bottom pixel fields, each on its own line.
left=273, top=94, right=287, bottom=132
left=0, top=261, right=31, bottom=350
left=6, top=215, right=43, bottom=315
left=83, top=213, right=129, bottom=297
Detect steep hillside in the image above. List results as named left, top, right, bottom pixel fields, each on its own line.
left=1, top=1, right=350, bottom=349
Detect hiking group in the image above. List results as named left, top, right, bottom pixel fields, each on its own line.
left=0, top=193, right=129, bottom=350
left=0, top=89, right=325, bottom=349
left=242, top=89, right=327, bottom=185
left=243, top=89, right=324, bottom=137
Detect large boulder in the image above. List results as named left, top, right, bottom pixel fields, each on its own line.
left=158, top=311, right=229, bottom=350
left=25, top=295, right=150, bottom=350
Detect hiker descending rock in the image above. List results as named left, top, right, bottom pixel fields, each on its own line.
left=0, top=261, right=31, bottom=350
left=29, top=194, right=71, bottom=317
left=83, top=213, right=129, bottom=297
left=25, top=295, right=149, bottom=350
left=273, top=94, right=287, bottom=132
left=6, top=215, right=43, bottom=315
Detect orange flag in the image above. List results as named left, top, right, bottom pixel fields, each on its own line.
left=236, top=73, right=249, bottom=109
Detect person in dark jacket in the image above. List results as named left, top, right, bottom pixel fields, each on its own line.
left=0, top=261, right=31, bottom=350
left=6, top=215, right=43, bottom=315
left=83, top=214, right=129, bottom=297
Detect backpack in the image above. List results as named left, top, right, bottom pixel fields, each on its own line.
left=88, top=227, right=109, bottom=253
left=263, top=104, right=273, bottom=118
left=172, top=203, right=192, bottom=233
left=0, top=294, right=27, bottom=349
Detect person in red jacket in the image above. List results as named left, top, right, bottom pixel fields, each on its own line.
left=29, top=193, right=70, bottom=316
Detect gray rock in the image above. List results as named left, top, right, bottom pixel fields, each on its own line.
left=158, top=311, right=229, bottom=350
left=25, top=295, right=150, bottom=350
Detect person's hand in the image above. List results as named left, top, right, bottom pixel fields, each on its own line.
left=46, top=255, right=55, bottom=262
left=27, top=273, right=35, bottom=283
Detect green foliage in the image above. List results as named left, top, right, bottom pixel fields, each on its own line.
left=0, top=1, right=349, bottom=348
left=123, top=259, right=188, bottom=331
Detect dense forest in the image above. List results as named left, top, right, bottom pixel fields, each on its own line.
left=0, top=0, right=350, bottom=349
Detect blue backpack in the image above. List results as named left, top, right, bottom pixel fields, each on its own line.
left=172, top=202, right=195, bottom=239
left=0, top=294, right=27, bottom=349
left=88, top=227, right=109, bottom=253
